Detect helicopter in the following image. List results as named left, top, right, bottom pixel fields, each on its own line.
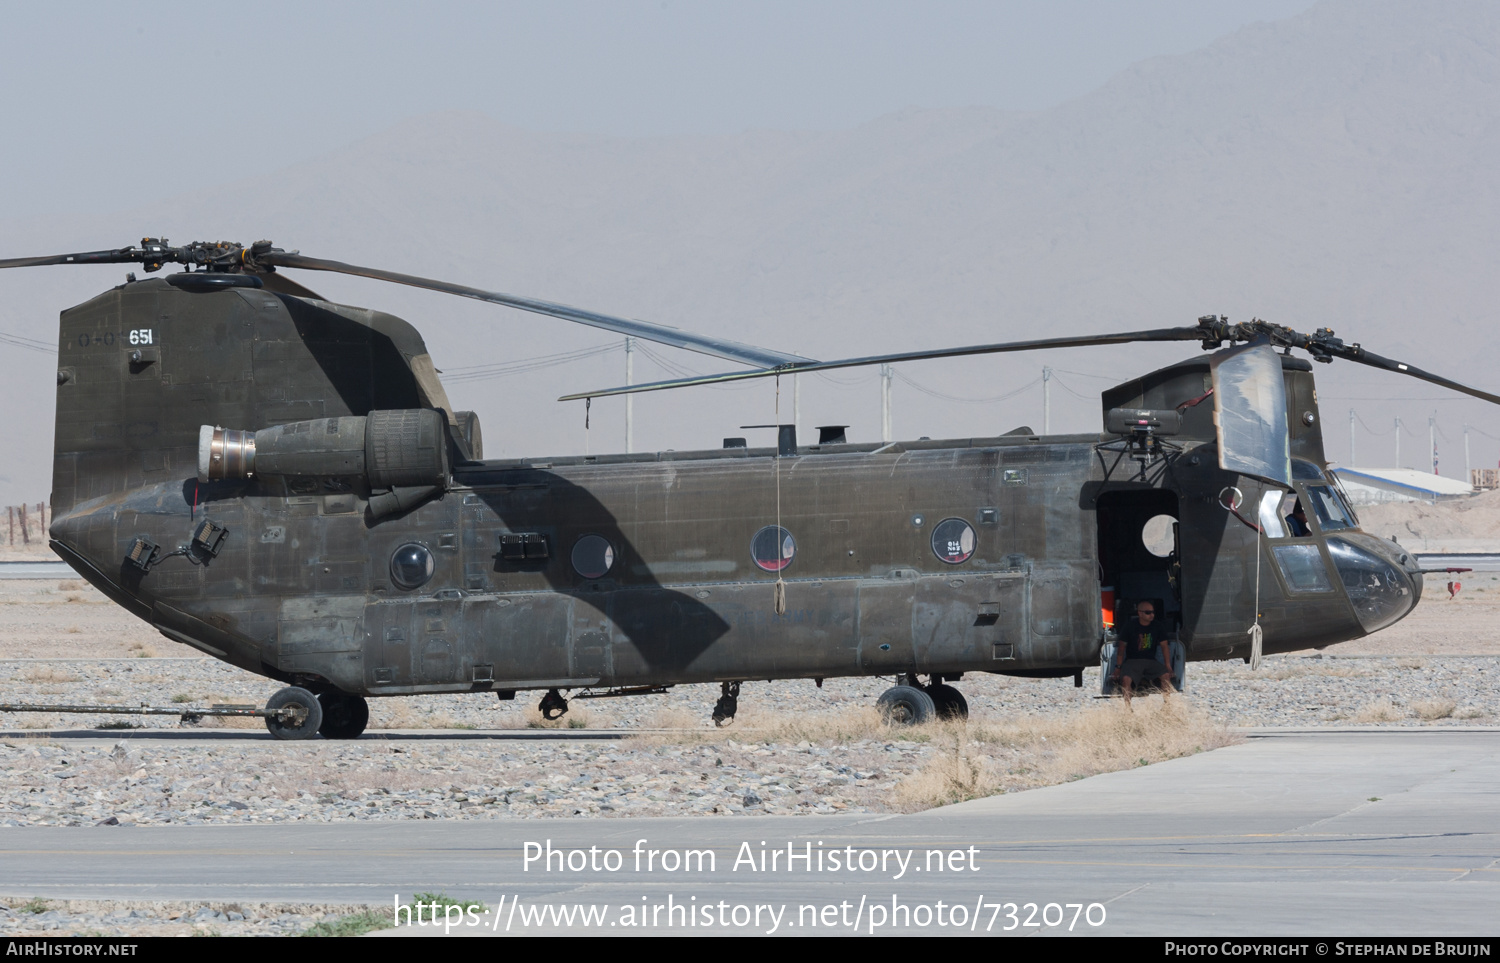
left=3, top=238, right=1490, bottom=739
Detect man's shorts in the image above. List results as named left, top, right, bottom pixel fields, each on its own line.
left=1119, top=658, right=1172, bottom=685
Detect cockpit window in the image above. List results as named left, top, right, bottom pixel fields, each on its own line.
left=1304, top=485, right=1353, bottom=532
left=1258, top=491, right=1288, bottom=538
left=1290, top=459, right=1325, bottom=480
left=1328, top=473, right=1361, bottom=527
left=1272, top=543, right=1334, bottom=593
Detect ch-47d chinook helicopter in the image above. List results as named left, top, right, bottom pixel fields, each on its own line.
left=3, top=238, right=1491, bottom=739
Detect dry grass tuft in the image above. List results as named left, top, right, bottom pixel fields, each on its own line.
left=370, top=700, right=462, bottom=730
left=1410, top=698, right=1457, bottom=721
left=639, top=706, right=702, bottom=730
left=892, top=728, right=998, bottom=809
left=1041, top=698, right=1233, bottom=781
left=1454, top=706, right=1486, bottom=720
left=196, top=695, right=263, bottom=730
left=626, top=705, right=894, bottom=747
left=889, top=698, right=1234, bottom=811
left=734, top=704, right=892, bottom=744
left=127, top=641, right=159, bottom=659
left=56, top=581, right=82, bottom=591
left=1354, top=698, right=1404, bottom=723
left=19, top=666, right=80, bottom=683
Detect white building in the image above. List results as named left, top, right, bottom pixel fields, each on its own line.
left=1330, top=467, right=1474, bottom=506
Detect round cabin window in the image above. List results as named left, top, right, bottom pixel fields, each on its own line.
left=1142, top=514, right=1178, bottom=558
left=751, top=525, right=796, bottom=572
left=571, top=534, right=616, bottom=579
left=930, top=518, right=976, bottom=564
left=390, top=543, right=434, bottom=590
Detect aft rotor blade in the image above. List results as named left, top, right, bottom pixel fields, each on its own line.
left=0, top=248, right=143, bottom=270
left=263, top=252, right=813, bottom=369
left=557, top=326, right=1208, bottom=401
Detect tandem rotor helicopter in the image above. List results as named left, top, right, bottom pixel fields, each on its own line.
left=2, top=238, right=1492, bottom=739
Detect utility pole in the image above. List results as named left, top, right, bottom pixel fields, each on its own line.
left=624, top=337, right=635, bottom=454
left=1042, top=366, right=1052, bottom=435
left=1465, top=424, right=1472, bottom=484
left=880, top=364, right=893, bottom=443
left=1429, top=414, right=1437, bottom=476
left=1395, top=417, right=1401, bottom=469
left=1349, top=409, right=1356, bottom=467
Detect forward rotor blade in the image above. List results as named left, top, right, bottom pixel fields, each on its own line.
left=1338, top=346, right=1500, bottom=406
left=263, top=252, right=812, bottom=369
left=557, top=326, right=1208, bottom=401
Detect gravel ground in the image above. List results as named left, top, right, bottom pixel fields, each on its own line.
left=0, top=653, right=1493, bottom=831
left=0, top=898, right=375, bottom=937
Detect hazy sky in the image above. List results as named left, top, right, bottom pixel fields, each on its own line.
left=1, top=1, right=1314, bottom=220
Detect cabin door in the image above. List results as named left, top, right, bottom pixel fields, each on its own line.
left=1095, top=489, right=1181, bottom=633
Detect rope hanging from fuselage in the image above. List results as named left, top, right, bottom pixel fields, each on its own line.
left=1248, top=506, right=1265, bottom=670
left=773, top=374, right=787, bottom=616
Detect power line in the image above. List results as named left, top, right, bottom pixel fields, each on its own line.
left=891, top=370, right=1041, bottom=404
left=1323, top=395, right=1471, bottom=402
left=1048, top=373, right=1097, bottom=402
left=1050, top=367, right=1116, bottom=381
left=0, top=330, right=55, bottom=353
left=634, top=342, right=757, bottom=391
left=1352, top=411, right=1391, bottom=436
left=441, top=343, right=620, bottom=383
left=812, top=369, right=876, bottom=387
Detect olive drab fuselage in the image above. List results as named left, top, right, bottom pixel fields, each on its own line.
left=46, top=276, right=1422, bottom=699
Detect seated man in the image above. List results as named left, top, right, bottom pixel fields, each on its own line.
left=1286, top=499, right=1311, bottom=537
left=1110, top=600, right=1175, bottom=704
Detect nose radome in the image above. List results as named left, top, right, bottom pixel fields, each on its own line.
left=1326, top=534, right=1419, bottom=634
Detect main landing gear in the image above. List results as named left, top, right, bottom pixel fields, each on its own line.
left=263, top=687, right=369, bottom=740
left=877, top=674, right=969, bottom=726
left=264, top=686, right=322, bottom=740
left=317, top=690, right=369, bottom=739
left=539, top=688, right=569, bottom=721
left=712, top=682, right=741, bottom=727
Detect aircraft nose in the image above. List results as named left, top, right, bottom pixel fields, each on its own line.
left=1326, top=534, right=1420, bottom=634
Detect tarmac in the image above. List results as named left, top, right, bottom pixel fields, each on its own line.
left=0, top=728, right=1494, bottom=936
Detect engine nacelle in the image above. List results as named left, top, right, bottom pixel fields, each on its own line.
left=198, top=409, right=449, bottom=489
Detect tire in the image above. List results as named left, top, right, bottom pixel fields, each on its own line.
left=877, top=685, right=937, bottom=726
left=265, top=686, right=323, bottom=741
left=317, top=691, right=369, bottom=739
left=925, top=684, right=969, bottom=721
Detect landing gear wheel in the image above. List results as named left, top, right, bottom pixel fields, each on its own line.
left=712, top=681, right=741, bottom=727
left=925, top=684, right=969, bottom=721
left=317, top=691, right=369, bottom=739
left=539, top=688, right=569, bottom=721
left=265, top=686, right=323, bottom=741
left=877, top=685, right=936, bottom=726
